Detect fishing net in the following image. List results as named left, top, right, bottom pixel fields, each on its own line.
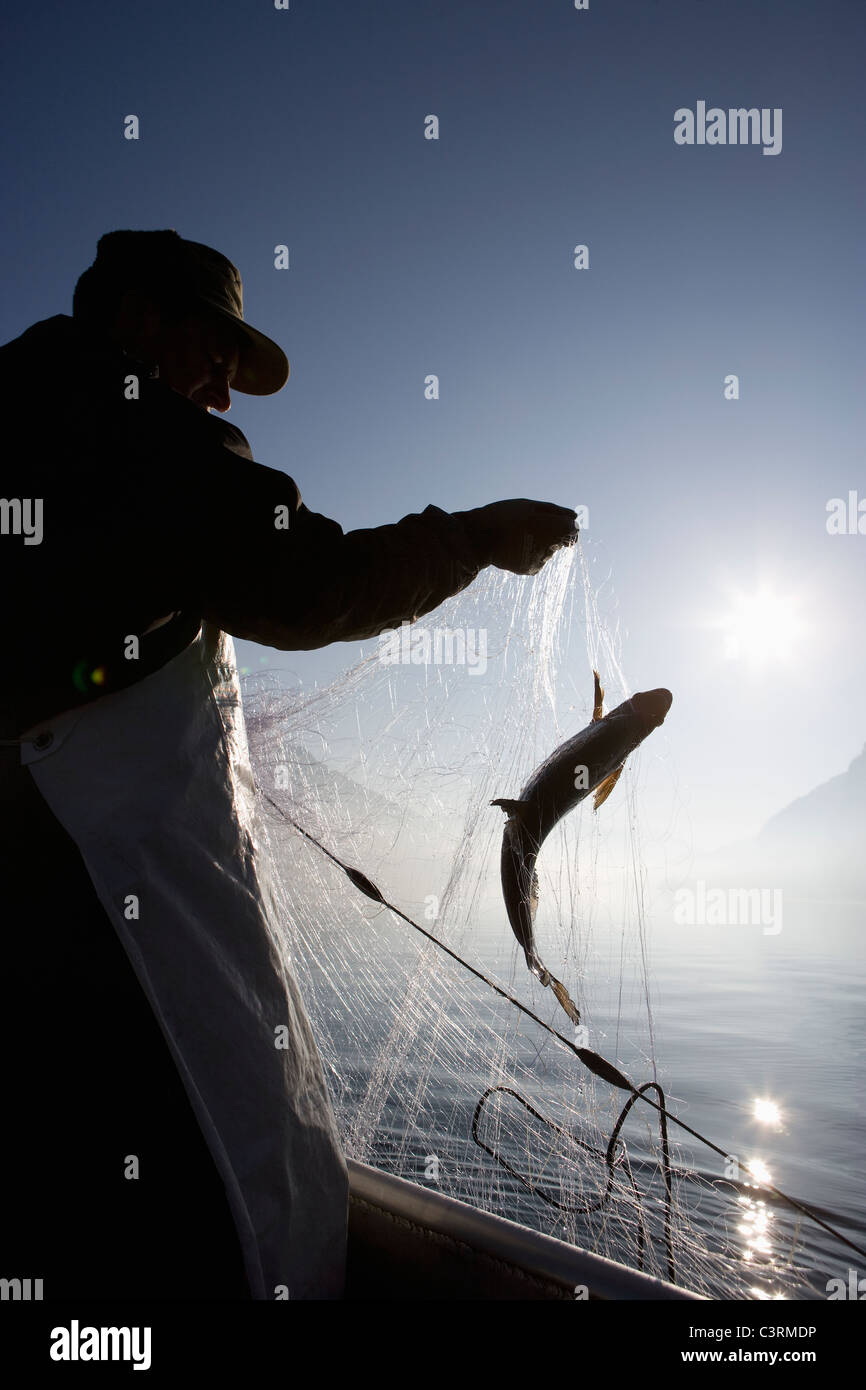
left=241, top=540, right=842, bottom=1299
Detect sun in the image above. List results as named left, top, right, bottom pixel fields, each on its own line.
left=719, top=585, right=806, bottom=666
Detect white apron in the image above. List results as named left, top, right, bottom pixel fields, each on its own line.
left=19, top=621, right=348, bottom=1300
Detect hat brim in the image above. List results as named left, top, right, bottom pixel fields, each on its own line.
left=196, top=296, right=289, bottom=396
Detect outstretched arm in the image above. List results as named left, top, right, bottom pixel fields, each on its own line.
left=196, top=460, right=577, bottom=650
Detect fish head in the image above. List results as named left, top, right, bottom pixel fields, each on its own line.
left=629, top=688, right=673, bottom=732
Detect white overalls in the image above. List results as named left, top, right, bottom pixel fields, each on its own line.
left=19, top=620, right=348, bottom=1300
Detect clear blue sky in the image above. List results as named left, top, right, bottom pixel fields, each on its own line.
left=2, top=0, right=864, bottom=849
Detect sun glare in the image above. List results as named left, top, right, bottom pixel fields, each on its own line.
left=752, top=1097, right=782, bottom=1127
left=720, top=586, right=806, bottom=665
left=746, top=1157, right=773, bottom=1186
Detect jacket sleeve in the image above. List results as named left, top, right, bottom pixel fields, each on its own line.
left=187, top=419, right=495, bottom=651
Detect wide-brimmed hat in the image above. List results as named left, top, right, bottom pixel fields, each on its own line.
left=85, top=229, right=289, bottom=395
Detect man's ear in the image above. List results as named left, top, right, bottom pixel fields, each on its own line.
left=114, top=289, right=163, bottom=352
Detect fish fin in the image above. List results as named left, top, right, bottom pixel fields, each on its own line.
left=491, top=797, right=526, bottom=819
left=550, top=977, right=581, bottom=1026
left=592, top=669, right=604, bottom=722
left=592, top=764, right=623, bottom=811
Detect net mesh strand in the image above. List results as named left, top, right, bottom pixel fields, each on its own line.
left=242, top=541, right=819, bottom=1300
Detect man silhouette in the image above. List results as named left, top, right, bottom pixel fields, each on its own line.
left=0, top=229, right=577, bottom=1299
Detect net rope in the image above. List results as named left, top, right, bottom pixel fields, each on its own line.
left=242, top=539, right=855, bottom=1299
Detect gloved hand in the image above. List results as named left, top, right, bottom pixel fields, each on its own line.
left=456, top=499, right=579, bottom=575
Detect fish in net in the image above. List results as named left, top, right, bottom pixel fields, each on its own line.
left=242, top=541, right=857, bottom=1299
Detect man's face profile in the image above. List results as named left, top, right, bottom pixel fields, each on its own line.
left=113, top=290, right=242, bottom=414
left=151, top=310, right=241, bottom=414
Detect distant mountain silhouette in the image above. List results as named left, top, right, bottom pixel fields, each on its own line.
left=757, top=743, right=866, bottom=850
left=700, top=744, right=866, bottom=900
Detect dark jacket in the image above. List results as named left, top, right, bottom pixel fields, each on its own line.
left=0, top=314, right=491, bottom=737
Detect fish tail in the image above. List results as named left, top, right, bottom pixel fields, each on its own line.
left=526, top=953, right=581, bottom=1024
left=550, top=976, right=581, bottom=1026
